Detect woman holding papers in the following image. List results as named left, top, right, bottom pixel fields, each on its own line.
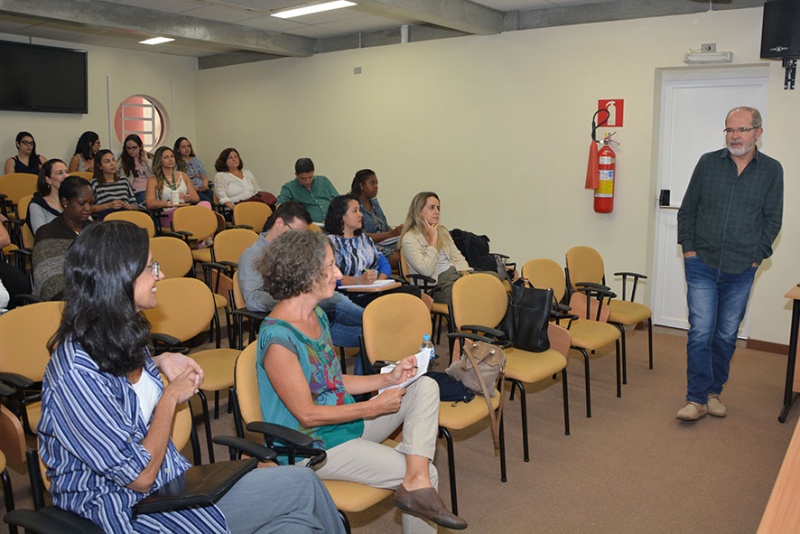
left=256, top=230, right=467, bottom=532
left=325, top=194, right=429, bottom=309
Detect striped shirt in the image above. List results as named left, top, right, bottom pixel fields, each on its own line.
left=38, top=337, right=228, bottom=532
left=91, top=178, right=136, bottom=207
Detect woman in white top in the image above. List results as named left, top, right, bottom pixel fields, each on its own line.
left=145, top=147, right=206, bottom=228
left=27, top=159, right=69, bottom=234
left=212, top=148, right=275, bottom=212
left=118, top=134, right=154, bottom=204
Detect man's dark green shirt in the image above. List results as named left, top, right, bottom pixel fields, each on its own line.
left=678, top=147, right=783, bottom=274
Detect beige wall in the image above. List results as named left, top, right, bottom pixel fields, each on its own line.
left=196, top=7, right=798, bottom=345
left=0, top=35, right=197, bottom=161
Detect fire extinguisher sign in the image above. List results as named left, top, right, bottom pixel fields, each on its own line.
left=598, top=99, right=624, bottom=127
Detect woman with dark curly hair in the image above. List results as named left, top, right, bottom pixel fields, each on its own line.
left=350, top=169, right=402, bottom=268
left=324, top=194, right=428, bottom=309
left=118, top=134, right=153, bottom=204
left=256, top=230, right=467, bottom=533
left=68, top=131, right=100, bottom=172
left=38, top=220, right=344, bottom=533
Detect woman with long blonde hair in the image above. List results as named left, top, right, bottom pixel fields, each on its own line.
left=400, top=192, right=471, bottom=305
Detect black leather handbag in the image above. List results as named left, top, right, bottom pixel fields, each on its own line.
left=503, top=279, right=552, bottom=353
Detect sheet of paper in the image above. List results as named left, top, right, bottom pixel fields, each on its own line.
left=378, top=351, right=429, bottom=394
left=339, top=278, right=397, bottom=290
left=379, top=236, right=400, bottom=246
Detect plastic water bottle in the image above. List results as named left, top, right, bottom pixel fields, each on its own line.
left=421, top=334, right=435, bottom=370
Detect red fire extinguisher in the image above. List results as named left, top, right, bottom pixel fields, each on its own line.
left=594, top=136, right=615, bottom=213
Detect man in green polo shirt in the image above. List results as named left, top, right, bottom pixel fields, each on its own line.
left=676, top=106, right=783, bottom=422
left=276, top=158, right=339, bottom=222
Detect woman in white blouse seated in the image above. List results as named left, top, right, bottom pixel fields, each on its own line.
left=212, top=148, right=276, bottom=213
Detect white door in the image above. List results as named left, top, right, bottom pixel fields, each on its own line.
left=651, top=66, right=770, bottom=335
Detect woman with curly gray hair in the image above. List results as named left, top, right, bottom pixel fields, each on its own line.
left=256, top=230, right=467, bottom=532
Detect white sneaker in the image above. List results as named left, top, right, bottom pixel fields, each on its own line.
left=707, top=394, right=727, bottom=417
left=676, top=402, right=707, bottom=421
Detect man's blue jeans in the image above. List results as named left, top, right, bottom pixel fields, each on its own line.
left=319, top=292, right=363, bottom=349
left=684, top=256, right=756, bottom=404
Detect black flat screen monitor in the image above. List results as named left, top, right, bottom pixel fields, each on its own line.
left=0, top=40, right=88, bottom=114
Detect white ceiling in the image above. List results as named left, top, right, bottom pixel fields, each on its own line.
left=0, top=0, right=743, bottom=66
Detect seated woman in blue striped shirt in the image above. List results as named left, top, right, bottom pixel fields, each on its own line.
left=90, top=149, right=138, bottom=220
left=37, top=220, right=344, bottom=533
left=325, top=194, right=431, bottom=310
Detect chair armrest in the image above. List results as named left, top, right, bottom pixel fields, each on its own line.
left=613, top=271, right=648, bottom=301
left=0, top=381, right=16, bottom=396
left=406, top=273, right=436, bottom=290
left=212, top=436, right=278, bottom=462
left=447, top=332, right=494, bottom=344
left=4, top=507, right=104, bottom=534
left=160, top=231, right=184, bottom=239
left=246, top=421, right=315, bottom=447
left=228, top=308, right=268, bottom=322
left=575, top=281, right=611, bottom=292
left=0, top=372, right=35, bottom=389
left=459, top=324, right=509, bottom=346
left=245, top=421, right=327, bottom=467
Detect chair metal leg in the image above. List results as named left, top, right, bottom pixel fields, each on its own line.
left=26, top=450, right=44, bottom=511
left=506, top=378, right=529, bottom=462
left=438, top=426, right=458, bottom=515
left=561, top=369, right=570, bottom=436
left=615, top=339, right=622, bottom=398
left=214, top=390, right=220, bottom=419
left=612, top=323, right=628, bottom=385
left=338, top=509, right=351, bottom=534
left=575, top=347, right=591, bottom=418
left=499, top=414, right=507, bottom=483
left=197, top=390, right=215, bottom=464
left=187, top=402, right=202, bottom=466
left=2, top=469, right=18, bottom=534
left=647, top=318, right=654, bottom=369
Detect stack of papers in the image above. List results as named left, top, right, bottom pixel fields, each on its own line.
left=378, top=351, right=429, bottom=393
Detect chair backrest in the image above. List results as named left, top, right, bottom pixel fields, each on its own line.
left=0, top=173, right=38, bottom=213
left=232, top=270, right=247, bottom=310
left=105, top=211, right=156, bottom=237
left=142, top=277, right=215, bottom=343
left=234, top=341, right=262, bottom=425
left=362, top=293, right=431, bottom=364
left=69, top=171, right=94, bottom=181
left=547, top=322, right=572, bottom=357
left=0, top=403, right=26, bottom=466
left=233, top=202, right=272, bottom=232
left=149, top=236, right=193, bottom=279
left=0, top=301, right=63, bottom=381
left=171, top=205, right=218, bottom=241
left=17, top=193, right=34, bottom=249
left=521, top=258, right=567, bottom=302
left=565, top=246, right=605, bottom=291
left=451, top=273, right=508, bottom=331
left=214, top=228, right=258, bottom=265
left=307, top=223, right=322, bottom=234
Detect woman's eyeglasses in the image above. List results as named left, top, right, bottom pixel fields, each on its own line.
left=147, top=261, right=161, bottom=277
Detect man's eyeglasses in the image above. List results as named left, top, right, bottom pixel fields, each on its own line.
left=147, top=261, right=161, bottom=277
left=723, top=127, right=758, bottom=134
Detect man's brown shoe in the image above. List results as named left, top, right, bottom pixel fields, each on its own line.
left=394, top=485, right=468, bottom=530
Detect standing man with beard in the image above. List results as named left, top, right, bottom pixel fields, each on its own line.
left=676, top=106, right=783, bottom=422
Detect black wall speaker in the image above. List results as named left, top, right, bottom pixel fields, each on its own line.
left=761, top=0, right=800, bottom=59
